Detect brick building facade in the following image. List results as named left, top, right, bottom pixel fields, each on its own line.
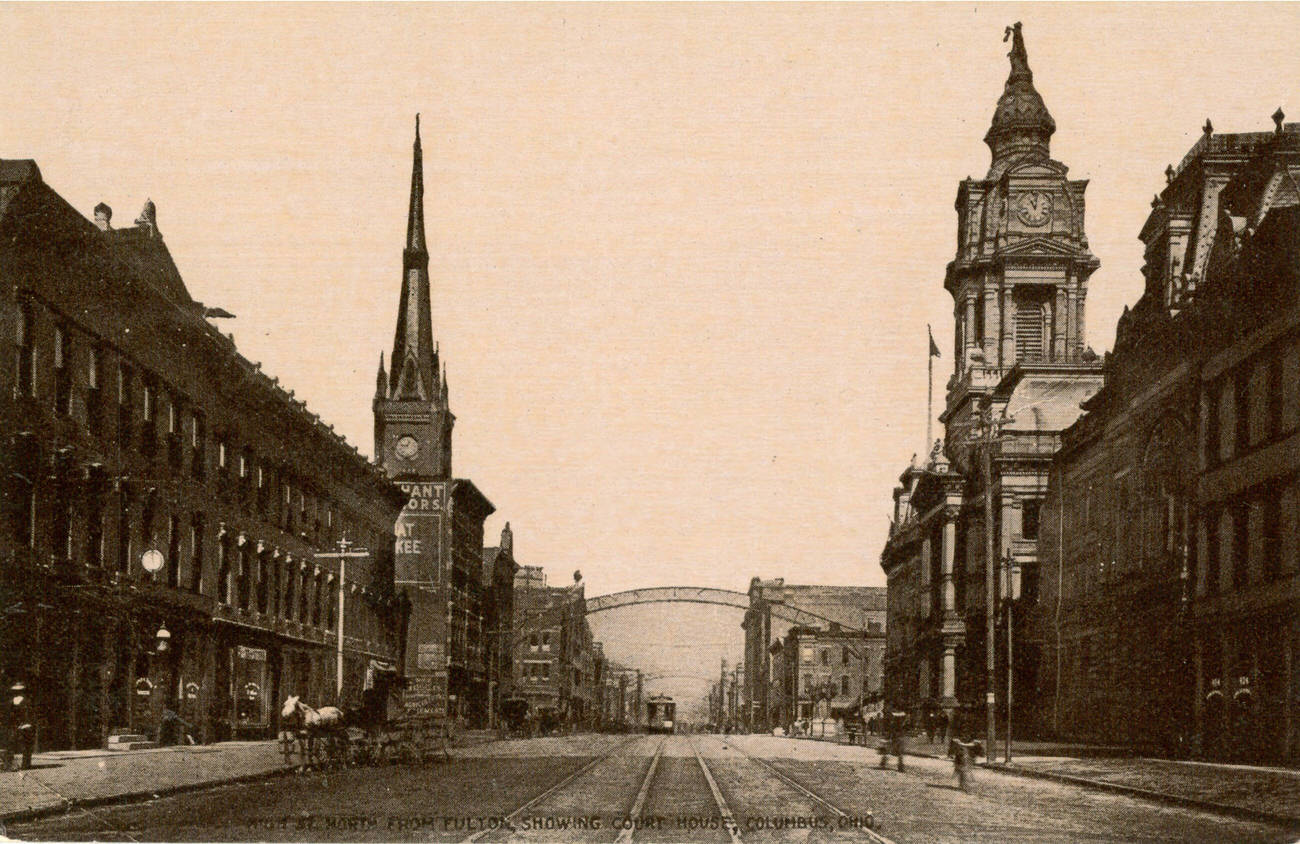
left=1, top=159, right=407, bottom=750
left=741, top=578, right=886, bottom=732
left=1038, top=118, right=1300, bottom=764
left=770, top=624, right=885, bottom=728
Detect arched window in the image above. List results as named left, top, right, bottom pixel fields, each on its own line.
left=282, top=557, right=296, bottom=619
left=1014, top=288, right=1050, bottom=362
left=1141, top=416, right=1195, bottom=575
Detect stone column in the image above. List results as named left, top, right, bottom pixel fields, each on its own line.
left=1001, top=287, right=1016, bottom=365
left=1053, top=288, right=1067, bottom=360
left=984, top=284, right=999, bottom=363
left=942, top=516, right=957, bottom=616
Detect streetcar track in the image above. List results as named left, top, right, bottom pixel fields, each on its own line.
left=689, top=735, right=743, bottom=844
left=717, top=737, right=896, bottom=844
left=614, top=736, right=665, bottom=844
left=461, top=736, right=642, bottom=843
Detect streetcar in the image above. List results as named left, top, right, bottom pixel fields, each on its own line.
left=645, top=695, right=676, bottom=734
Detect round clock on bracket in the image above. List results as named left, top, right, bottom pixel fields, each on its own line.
left=395, top=435, right=420, bottom=461
left=1015, top=191, right=1052, bottom=227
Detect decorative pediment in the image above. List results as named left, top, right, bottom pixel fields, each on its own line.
left=997, top=235, right=1082, bottom=259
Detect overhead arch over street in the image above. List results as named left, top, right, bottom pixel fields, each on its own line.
left=585, top=586, right=862, bottom=630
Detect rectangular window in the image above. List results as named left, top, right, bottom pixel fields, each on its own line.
left=53, top=325, right=71, bottom=416
left=86, top=477, right=106, bottom=569
left=820, top=649, right=829, bottom=666
left=1263, top=493, right=1281, bottom=582
left=116, top=493, right=131, bottom=573
left=140, top=382, right=157, bottom=459
left=1232, top=501, right=1249, bottom=590
left=191, top=413, right=206, bottom=480
left=166, top=513, right=180, bottom=588
left=1235, top=369, right=1251, bottom=452
left=190, top=515, right=204, bottom=593
left=842, top=646, right=850, bottom=665
left=15, top=304, right=34, bottom=397
left=1022, top=499, right=1042, bottom=540
left=87, top=346, right=104, bottom=436
left=1268, top=357, right=1284, bottom=440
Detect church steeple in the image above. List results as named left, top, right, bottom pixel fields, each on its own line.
left=375, top=116, right=455, bottom=482
left=389, top=114, right=439, bottom=402
left=984, top=22, right=1056, bottom=168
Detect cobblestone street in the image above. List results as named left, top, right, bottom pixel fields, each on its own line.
left=6, top=734, right=1299, bottom=842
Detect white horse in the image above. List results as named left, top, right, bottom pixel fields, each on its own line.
left=281, top=695, right=348, bottom=767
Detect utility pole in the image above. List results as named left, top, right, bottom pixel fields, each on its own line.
left=315, top=537, right=370, bottom=699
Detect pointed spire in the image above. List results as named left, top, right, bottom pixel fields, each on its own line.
left=389, top=116, right=438, bottom=401
left=406, top=114, right=427, bottom=260
left=375, top=352, right=387, bottom=400
left=984, top=22, right=1055, bottom=167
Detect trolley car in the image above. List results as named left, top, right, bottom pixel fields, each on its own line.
left=646, top=695, right=676, bottom=734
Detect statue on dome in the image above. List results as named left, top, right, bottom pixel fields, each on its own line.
left=1004, top=22, right=1030, bottom=79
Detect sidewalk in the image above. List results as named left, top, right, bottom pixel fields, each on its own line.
left=0, top=741, right=290, bottom=824
left=0, top=727, right=509, bottom=825
left=901, top=736, right=1300, bottom=826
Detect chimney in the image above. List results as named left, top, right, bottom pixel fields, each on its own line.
left=93, top=203, right=112, bottom=231
left=135, top=199, right=158, bottom=237
left=501, top=521, right=513, bottom=555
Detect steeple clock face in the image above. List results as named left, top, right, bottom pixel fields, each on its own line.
left=1015, top=192, right=1052, bottom=227
left=395, top=435, right=420, bottom=461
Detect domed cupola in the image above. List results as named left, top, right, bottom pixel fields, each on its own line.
left=984, top=22, right=1056, bottom=168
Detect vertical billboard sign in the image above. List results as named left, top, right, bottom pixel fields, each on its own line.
left=396, top=481, right=447, bottom=715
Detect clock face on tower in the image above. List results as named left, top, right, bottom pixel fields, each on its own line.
left=1015, top=191, right=1052, bottom=227
left=395, top=435, right=420, bottom=461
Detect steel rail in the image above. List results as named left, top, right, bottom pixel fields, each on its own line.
left=613, top=735, right=666, bottom=843
left=718, top=738, right=896, bottom=844
left=690, top=735, right=743, bottom=844
left=462, top=735, right=641, bottom=843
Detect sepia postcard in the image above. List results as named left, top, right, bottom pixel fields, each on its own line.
left=3, top=3, right=1300, bottom=842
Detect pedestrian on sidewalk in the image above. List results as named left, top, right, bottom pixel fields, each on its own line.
left=7, top=681, right=34, bottom=771
left=877, top=711, right=906, bottom=772
left=951, top=738, right=974, bottom=791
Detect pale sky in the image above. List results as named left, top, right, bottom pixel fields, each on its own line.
left=8, top=3, right=1300, bottom=602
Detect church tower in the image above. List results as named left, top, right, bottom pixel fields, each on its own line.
left=942, top=22, right=1101, bottom=462
left=373, top=118, right=495, bottom=722
left=374, top=115, right=454, bottom=482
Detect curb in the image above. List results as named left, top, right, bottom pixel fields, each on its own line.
left=1, top=737, right=501, bottom=828
left=986, top=763, right=1300, bottom=828
left=0, top=763, right=299, bottom=826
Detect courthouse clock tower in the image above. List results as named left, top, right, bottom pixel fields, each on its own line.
left=942, top=22, right=1101, bottom=461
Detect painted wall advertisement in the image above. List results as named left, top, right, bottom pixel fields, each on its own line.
left=394, top=481, right=444, bottom=583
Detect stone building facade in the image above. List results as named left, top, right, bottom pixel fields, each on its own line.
left=1038, top=117, right=1300, bottom=764
left=880, top=24, right=1103, bottom=739
left=373, top=119, right=496, bottom=725
left=482, top=523, right=520, bottom=722
left=741, top=578, right=886, bottom=732
left=769, top=624, right=885, bottom=727
left=511, top=572, right=597, bottom=728
left=0, top=160, right=407, bottom=750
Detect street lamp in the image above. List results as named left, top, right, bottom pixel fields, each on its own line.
left=155, top=625, right=172, bottom=654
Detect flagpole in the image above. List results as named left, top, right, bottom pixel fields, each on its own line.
left=927, top=325, right=934, bottom=456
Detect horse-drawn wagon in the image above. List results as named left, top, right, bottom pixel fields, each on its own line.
left=280, top=694, right=454, bottom=769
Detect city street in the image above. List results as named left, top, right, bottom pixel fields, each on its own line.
left=7, top=734, right=1298, bottom=843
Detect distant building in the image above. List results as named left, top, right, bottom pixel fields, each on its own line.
left=1037, top=117, right=1300, bottom=764
left=880, top=24, right=1102, bottom=737
left=511, top=574, right=595, bottom=728
left=0, top=160, right=407, bottom=749
left=372, top=118, right=495, bottom=725
left=771, top=624, right=885, bottom=726
left=481, top=523, right=520, bottom=723
left=742, top=578, right=886, bottom=732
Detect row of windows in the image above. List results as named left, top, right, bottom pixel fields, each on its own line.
left=13, top=299, right=371, bottom=552
left=521, top=661, right=552, bottom=681
left=799, top=675, right=857, bottom=695
left=1204, top=341, right=1300, bottom=468
left=1200, top=478, right=1295, bottom=597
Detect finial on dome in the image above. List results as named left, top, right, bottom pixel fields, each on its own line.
left=1273, top=107, right=1285, bottom=135
left=1203, top=119, right=1214, bottom=137
left=1165, top=164, right=1175, bottom=184
left=1004, top=22, right=1030, bottom=81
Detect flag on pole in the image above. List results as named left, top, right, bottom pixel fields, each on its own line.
left=928, top=325, right=941, bottom=358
